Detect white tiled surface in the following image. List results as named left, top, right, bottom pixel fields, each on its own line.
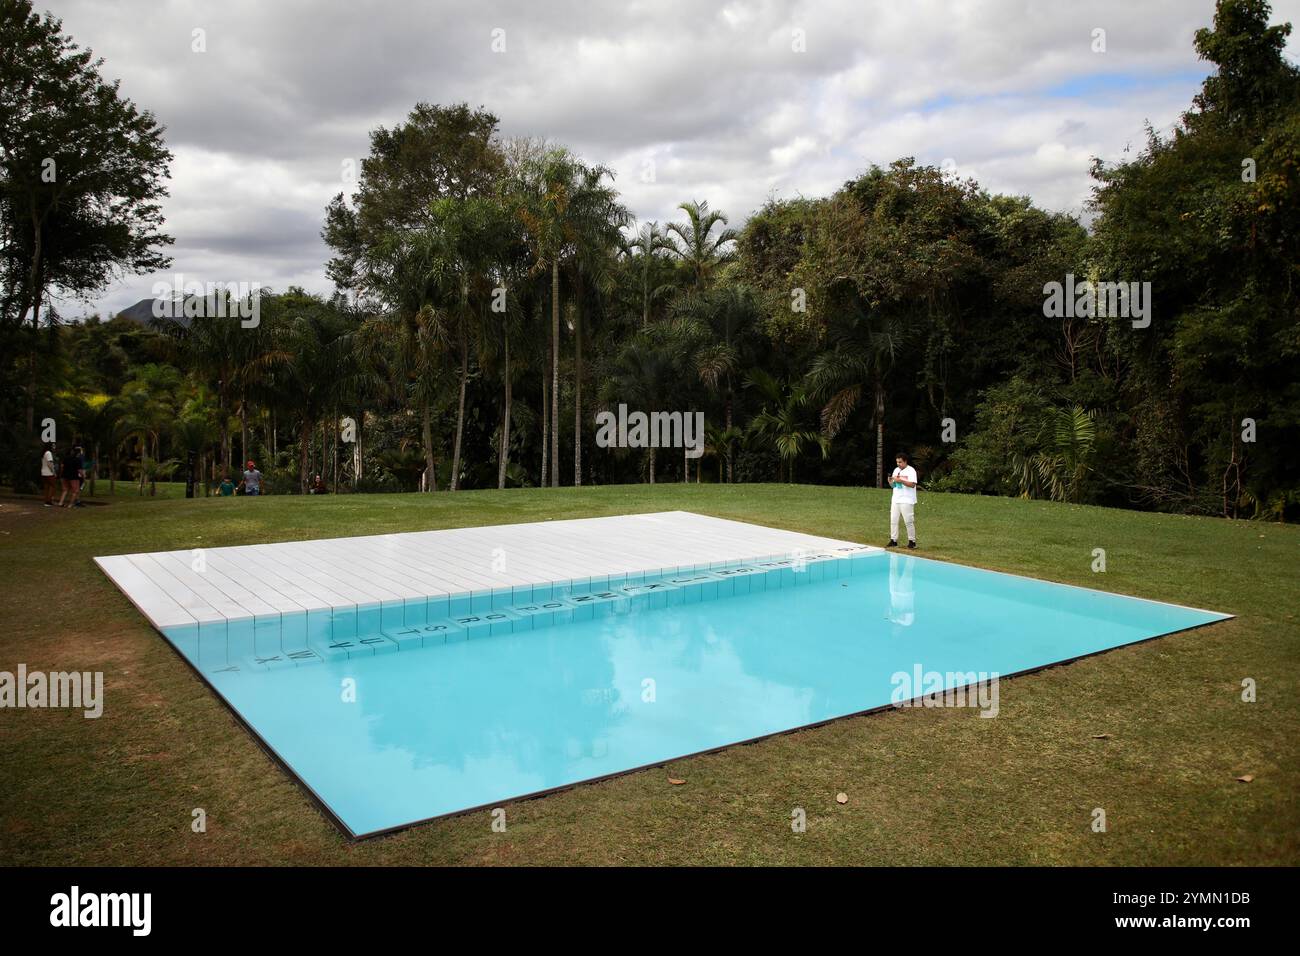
left=95, top=510, right=872, bottom=636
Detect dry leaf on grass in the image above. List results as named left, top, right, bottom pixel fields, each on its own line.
left=1091, top=733, right=1112, bottom=739
left=1235, top=774, right=1254, bottom=783
left=667, top=777, right=686, bottom=786
left=836, top=792, right=848, bottom=804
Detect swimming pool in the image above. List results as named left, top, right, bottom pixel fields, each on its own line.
left=140, top=543, right=1228, bottom=838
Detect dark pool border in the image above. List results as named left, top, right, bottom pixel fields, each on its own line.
left=143, top=552, right=1234, bottom=843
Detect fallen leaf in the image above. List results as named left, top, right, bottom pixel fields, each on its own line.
left=836, top=792, right=848, bottom=804
left=667, top=777, right=685, bottom=786
left=1092, top=733, right=1112, bottom=739
left=1235, top=774, right=1254, bottom=783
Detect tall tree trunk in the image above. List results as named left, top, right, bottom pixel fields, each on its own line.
left=498, top=327, right=511, bottom=490
left=332, top=405, right=339, bottom=493
left=355, top=408, right=363, bottom=486
left=219, top=387, right=231, bottom=477
left=451, top=324, right=468, bottom=491
left=541, top=362, right=549, bottom=487
left=551, top=259, right=560, bottom=487
left=649, top=447, right=656, bottom=485
left=240, top=392, right=249, bottom=468
left=422, top=402, right=437, bottom=493
left=874, top=381, right=886, bottom=488
left=573, top=296, right=583, bottom=487
left=23, top=206, right=45, bottom=438
left=725, top=382, right=734, bottom=483
left=299, top=418, right=312, bottom=494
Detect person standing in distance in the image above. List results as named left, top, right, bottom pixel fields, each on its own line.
left=886, top=451, right=918, bottom=550
left=238, top=460, right=266, bottom=497
left=40, top=442, right=57, bottom=507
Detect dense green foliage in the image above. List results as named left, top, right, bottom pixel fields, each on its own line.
left=2, top=0, right=1296, bottom=518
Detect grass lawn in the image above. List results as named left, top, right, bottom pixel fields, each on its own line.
left=0, top=483, right=1296, bottom=866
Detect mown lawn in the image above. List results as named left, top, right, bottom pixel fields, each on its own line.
left=0, top=483, right=1295, bottom=865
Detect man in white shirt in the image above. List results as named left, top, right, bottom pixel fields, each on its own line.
left=40, top=442, right=57, bottom=507
left=887, top=452, right=918, bottom=549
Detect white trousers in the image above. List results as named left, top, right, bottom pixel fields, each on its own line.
left=890, top=501, right=916, bottom=542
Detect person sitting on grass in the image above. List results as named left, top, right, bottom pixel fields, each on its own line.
left=886, top=451, right=918, bottom=550
left=310, top=474, right=328, bottom=494
left=238, top=460, right=265, bottom=497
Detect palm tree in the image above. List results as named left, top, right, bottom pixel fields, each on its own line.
left=745, top=369, right=829, bottom=483
left=116, top=374, right=177, bottom=494
left=423, top=196, right=508, bottom=490
left=674, top=283, right=759, bottom=482
left=517, top=148, right=578, bottom=487
left=153, top=307, right=240, bottom=477
left=1014, top=405, right=1099, bottom=503
left=171, top=401, right=218, bottom=495
left=804, top=292, right=910, bottom=488
left=624, top=220, right=676, bottom=327
left=601, top=326, right=684, bottom=484
left=356, top=226, right=455, bottom=493
left=516, top=148, right=628, bottom=486
left=702, top=421, right=744, bottom=483
left=281, top=311, right=346, bottom=493
left=568, top=167, right=629, bottom=486
left=666, top=200, right=737, bottom=290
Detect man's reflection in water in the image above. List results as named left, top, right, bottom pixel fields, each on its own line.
left=887, top=553, right=915, bottom=627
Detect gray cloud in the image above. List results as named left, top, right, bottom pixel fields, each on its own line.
left=39, top=0, right=1300, bottom=318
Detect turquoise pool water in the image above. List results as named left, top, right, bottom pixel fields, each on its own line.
left=162, top=551, right=1229, bottom=837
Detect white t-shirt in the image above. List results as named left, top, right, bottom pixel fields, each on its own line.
left=41, top=450, right=55, bottom=477
left=890, top=465, right=918, bottom=505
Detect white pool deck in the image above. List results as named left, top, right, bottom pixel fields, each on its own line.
left=95, top=511, right=876, bottom=643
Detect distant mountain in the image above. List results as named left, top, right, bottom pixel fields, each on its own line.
left=115, top=291, right=265, bottom=328
left=113, top=297, right=183, bottom=327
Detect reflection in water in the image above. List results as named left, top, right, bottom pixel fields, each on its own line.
left=181, top=554, right=1227, bottom=835
left=887, top=553, right=915, bottom=627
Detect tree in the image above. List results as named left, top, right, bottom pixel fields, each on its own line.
left=601, top=322, right=687, bottom=483
left=745, top=369, right=829, bottom=483
left=354, top=234, right=450, bottom=494
left=624, top=220, right=675, bottom=327
left=1090, top=0, right=1300, bottom=517
left=672, top=281, right=761, bottom=482
left=667, top=200, right=736, bottom=290
left=1014, top=405, right=1100, bottom=503
left=1, top=0, right=172, bottom=463
left=322, top=102, right=503, bottom=289
left=516, top=148, right=628, bottom=486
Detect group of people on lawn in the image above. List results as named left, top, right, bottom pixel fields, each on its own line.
left=39, top=445, right=912, bottom=536
left=37, top=451, right=331, bottom=505
left=213, top=462, right=328, bottom=497
left=39, top=442, right=90, bottom=508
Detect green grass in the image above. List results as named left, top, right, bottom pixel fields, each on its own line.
left=1, top=484, right=1296, bottom=865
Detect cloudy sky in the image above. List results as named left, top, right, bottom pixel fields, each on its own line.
left=45, top=0, right=1300, bottom=318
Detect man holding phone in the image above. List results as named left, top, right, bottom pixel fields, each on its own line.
left=887, top=451, right=918, bottom=549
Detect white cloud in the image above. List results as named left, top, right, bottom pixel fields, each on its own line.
left=39, top=0, right=1300, bottom=317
